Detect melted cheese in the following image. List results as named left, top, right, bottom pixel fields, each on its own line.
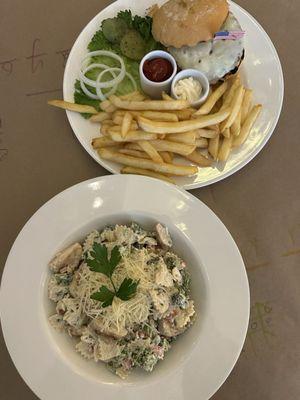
left=169, top=12, right=244, bottom=83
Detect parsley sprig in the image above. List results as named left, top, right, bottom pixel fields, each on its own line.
left=86, top=243, right=139, bottom=308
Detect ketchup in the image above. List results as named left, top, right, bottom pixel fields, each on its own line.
left=143, top=58, right=173, bottom=82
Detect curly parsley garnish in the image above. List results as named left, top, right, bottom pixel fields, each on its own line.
left=87, top=243, right=139, bottom=307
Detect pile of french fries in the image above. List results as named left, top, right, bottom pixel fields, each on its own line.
left=48, top=74, right=262, bottom=184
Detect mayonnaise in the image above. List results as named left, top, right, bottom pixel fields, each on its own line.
left=174, top=77, right=202, bottom=102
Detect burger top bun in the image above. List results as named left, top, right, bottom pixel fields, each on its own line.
left=152, top=0, right=229, bottom=48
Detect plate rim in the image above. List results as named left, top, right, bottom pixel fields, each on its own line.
left=0, top=175, right=250, bottom=399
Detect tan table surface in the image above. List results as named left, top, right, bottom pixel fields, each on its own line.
left=0, top=0, right=299, bottom=399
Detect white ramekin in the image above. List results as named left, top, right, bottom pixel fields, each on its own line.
left=171, top=69, right=210, bottom=107
left=139, top=50, right=177, bottom=99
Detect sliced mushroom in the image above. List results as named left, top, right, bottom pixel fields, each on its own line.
left=49, top=243, right=82, bottom=274
left=155, top=223, right=173, bottom=248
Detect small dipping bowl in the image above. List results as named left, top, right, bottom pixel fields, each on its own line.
left=171, top=69, right=210, bottom=108
left=139, top=50, right=177, bottom=99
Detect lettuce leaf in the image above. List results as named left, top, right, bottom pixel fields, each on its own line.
left=74, top=10, right=163, bottom=110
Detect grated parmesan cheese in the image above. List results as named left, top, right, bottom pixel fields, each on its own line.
left=69, top=249, right=160, bottom=333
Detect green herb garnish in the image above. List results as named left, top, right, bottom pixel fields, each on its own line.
left=117, top=10, right=153, bottom=41
left=87, top=243, right=139, bottom=307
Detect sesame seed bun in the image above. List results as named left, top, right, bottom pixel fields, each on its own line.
left=152, top=0, right=229, bottom=48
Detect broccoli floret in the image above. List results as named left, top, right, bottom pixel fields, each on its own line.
left=135, top=349, right=158, bottom=372
left=172, top=292, right=189, bottom=309
left=54, top=273, right=72, bottom=285
left=181, top=270, right=191, bottom=295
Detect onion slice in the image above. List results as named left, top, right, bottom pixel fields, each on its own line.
left=78, top=50, right=137, bottom=101
left=81, top=51, right=125, bottom=89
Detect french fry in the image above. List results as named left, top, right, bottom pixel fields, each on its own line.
left=208, top=135, right=220, bottom=160
left=92, top=136, right=121, bottom=149
left=121, top=166, right=175, bottom=184
left=121, top=112, right=133, bottom=138
left=185, top=150, right=213, bottom=167
left=150, top=140, right=196, bottom=156
left=138, top=109, right=230, bottom=134
left=222, top=128, right=231, bottom=138
left=195, top=81, right=228, bottom=115
left=124, top=143, right=146, bottom=151
left=112, top=110, right=127, bottom=118
left=167, top=131, right=196, bottom=145
left=112, top=115, right=123, bottom=125
left=100, top=124, right=112, bottom=136
left=241, top=89, right=253, bottom=124
left=220, top=75, right=241, bottom=110
left=109, top=95, right=189, bottom=111
left=195, top=138, right=209, bottom=148
left=199, top=148, right=209, bottom=158
left=170, top=109, right=194, bottom=121
left=141, top=111, right=179, bottom=122
left=108, top=129, right=157, bottom=142
left=207, top=124, right=220, bottom=132
left=138, top=140, right=164, bottom=163
left=47, top=100, right=98, bottom=114
left=195, top=129, right=218, bottom=139
left=124, top=141, right=185, bottom=159
left=162, top=92, right=173, bottom=100
left=167, top=152, right=174, bottom=161
left=119, top=149, right=151, bottom=160
left=98, top=148, right=198, bottom=176
left=218, top=136, right=233, bottom=162
left=231, top=109, right=242, bottom=136
left=113, top=110, right=180, bottom=122
left=220, top=85, right=245, bottom=132
left=113, top=115, right=139, bottom=130
left=159, top=151, right=173, bottom=163
left=233, top=105, right=262, bottom=147
left=101, top=119, right=114, bottom=126
left=100, top=100, right=117, bottom=113
left=89, top=112, right=112, bottom=122
left=120, top=91, right=146, bottom=101
left=119, top=149, right=150, bottom=159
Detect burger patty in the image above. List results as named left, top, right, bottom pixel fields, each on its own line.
left=168, top=12, right=244, bottom=83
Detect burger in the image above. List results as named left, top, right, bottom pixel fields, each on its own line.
left=151, top=0, right=245, bottom=83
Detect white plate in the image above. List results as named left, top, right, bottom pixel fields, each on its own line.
left=63, top=0, right=284, bottom=190
left=0, top=175, right=249, bottom=400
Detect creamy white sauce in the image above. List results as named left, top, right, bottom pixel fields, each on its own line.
left=174, top=77, right=202, bottom=102
left=169, top=12, right=244, bottom=83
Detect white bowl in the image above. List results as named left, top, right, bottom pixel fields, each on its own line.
left=171, top=69, right=210, bottom=107
left=0, top=175, right=250, bottom=400
left=139, top=50, right=177, bottom=99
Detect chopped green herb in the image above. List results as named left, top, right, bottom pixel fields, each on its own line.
left=90, top=285, right=115, bottom=307
left=117, top=278, right=140, bottom=301
left=87, top=243, right=139, bottom=307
